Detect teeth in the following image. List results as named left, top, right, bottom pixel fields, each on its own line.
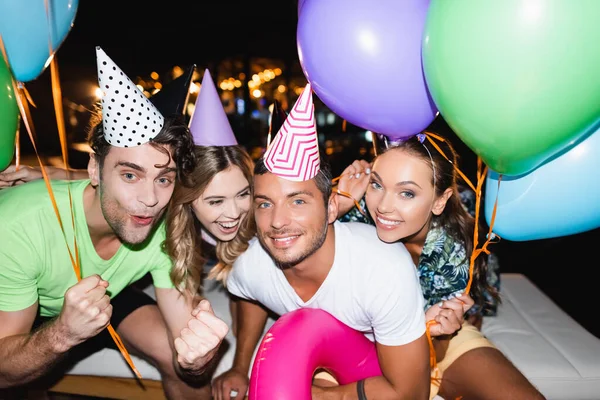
left=218, top=221, right=239, bottom=229
left=273, top=236, right=299, bottom=242
left=377, top=216, right=400, bottom=226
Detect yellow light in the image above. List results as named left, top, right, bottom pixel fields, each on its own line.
left=154, top=82, right=162, bottom=89
left=252, top=89, right=262, bottom=98
left=136, top=84, right=144, bottom=92
left=150, top=71, right=159, bottom=80
left=94, top=87, right=103, bottom=99
left=234, top=80, right=242, bottom=88
left=172, top=66, right=183, bottom=78
left=190, top=82, right=200, bottom=94
left=252, top=74, right=260, bottom=82
left=274, top=68, right=282, bottom=76
left=277, top=85, right=286, bottom=93
left=220, top=81, right=228, bottom=90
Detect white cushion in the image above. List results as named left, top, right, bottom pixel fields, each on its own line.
left=481, top=273, right=600, bottom=399
left=64, top=273, right=600, bottom=399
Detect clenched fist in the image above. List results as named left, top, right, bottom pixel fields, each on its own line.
left=56, top=274, right=112, bottom=350
left=174, top=299, right=229, bottom=373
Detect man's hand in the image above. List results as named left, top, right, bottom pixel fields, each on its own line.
left=425, top=293, right=474, bottom=336
left=55, top=274, right=112, bottom=351
left=174, top=299, right=229, bottom=374
left=212, top=366, right=249, bottom=400
left=335, top=159, right=371, bottom=217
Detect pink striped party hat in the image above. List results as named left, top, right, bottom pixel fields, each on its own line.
left=264, top=84, right=320, bottom=182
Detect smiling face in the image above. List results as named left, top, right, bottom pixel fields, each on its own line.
left=365, top=148, right=449, bottom=244
left=191, top=165, right=251, bottom=242
left=89, top=143, right=176, bottom=244
left=253, top=172, right=335, bottom=269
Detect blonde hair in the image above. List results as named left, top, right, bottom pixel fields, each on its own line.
left=164, top=145, right=255, bottom=298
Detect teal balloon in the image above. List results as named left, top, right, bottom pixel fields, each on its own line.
left=485, top=126, right=600, bottom=241
left=0, top=0, right=79, bottom=83
left=423, top=0, right=600, bottom=175
left=0, top=56, right=19, bottom=171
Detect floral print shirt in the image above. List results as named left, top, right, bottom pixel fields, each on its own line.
left=339, top=188, right=499, bottom=316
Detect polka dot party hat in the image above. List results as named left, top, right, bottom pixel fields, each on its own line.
left=96, top=46, right=164, bottom=147
left=264, top=83, right=320, bottom=182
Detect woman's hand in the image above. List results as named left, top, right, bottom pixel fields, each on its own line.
left=335, top=159, right=371, bottom=218
left=425, top=293, right=474, bottom=337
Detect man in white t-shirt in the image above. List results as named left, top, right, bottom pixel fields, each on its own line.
left=216, top=157, right=430, bottom=399
left=212, top=84, right=430, bottom=399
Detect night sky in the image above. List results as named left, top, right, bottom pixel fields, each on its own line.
left=57, top=0, right=300, bottom=76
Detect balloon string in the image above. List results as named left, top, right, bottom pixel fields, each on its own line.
left=49, top=56, right=141, bottom=380
left=419, top=134, right=502, bottom=391
left=465, top=162, right=502, bottom=295
left=14, top=129, right=20, bottom=170
left=424, top=131, right=477, bottom=193
left=334, top=188, right=367, bottom=216
left=42, top=0, right=140, bottom=378
left=371, top=131, right=378, bottom=157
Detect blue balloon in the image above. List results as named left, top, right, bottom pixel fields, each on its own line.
left=0, top=0, right=79, bottom=83
left=485, top=127, right=600, bottom=241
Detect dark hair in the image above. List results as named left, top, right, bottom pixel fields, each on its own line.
left=383, top=137, right=500, bottom=310
left=253, top=155, right=333, bottom=206
left=165, top=145, right=256, bottom=296
left=87, top=111, right=196, bottom=181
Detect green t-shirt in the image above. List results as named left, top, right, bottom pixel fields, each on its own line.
left=0, top=179, right=174, bottom=317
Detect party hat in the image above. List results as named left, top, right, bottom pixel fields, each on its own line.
left=150, top=64, right=195, bottom=117
left=267, top=99, right=288, bottom=147
left=264, top=84, right=320, bottom=182
left=96, top=46, right=164, bottom=147
left=188, top=69, right=237, bottom=146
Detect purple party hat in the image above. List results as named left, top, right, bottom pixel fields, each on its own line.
left=188, top=68, right=237, bottom=146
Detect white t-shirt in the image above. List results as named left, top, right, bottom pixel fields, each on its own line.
left=227, top=221, right=426, bottom=346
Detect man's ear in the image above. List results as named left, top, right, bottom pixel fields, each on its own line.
left=88, top=154, right=100, bottom=187
left=432, top=188, right=453, bottom=216
left=327, top=191, right=339, bottom=224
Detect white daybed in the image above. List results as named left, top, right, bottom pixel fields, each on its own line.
left=48, top=273, right=600, bottom=400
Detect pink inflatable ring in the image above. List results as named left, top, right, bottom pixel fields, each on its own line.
left=249, top=308, right=382, bottom=399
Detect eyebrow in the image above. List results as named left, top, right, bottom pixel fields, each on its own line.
left=115, top=161, right=145, bottom=172
left=287, top=190, right=314, bottom=199
left=204, top=185, right=250, bottom=200
left=371, top=171, right=422, bottom=189
left=254, top=190, right=314, bottom=202
left=115, top=161, right=176, bottom=177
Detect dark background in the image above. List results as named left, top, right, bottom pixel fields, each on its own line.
left=9, top=0, right=599, bottom=339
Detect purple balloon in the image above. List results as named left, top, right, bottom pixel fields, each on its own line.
left=297, top=0, right=436, bottom=140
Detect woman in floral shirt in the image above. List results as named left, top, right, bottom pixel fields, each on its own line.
left=336, top=136, right=544, bottom=400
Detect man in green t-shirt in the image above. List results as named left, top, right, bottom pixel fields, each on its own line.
left=0, top=47, right=227, bottom=399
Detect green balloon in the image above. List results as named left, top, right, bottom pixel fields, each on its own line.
left=423, top=0, right=600, bottom=175
left=0, top=55, right=19, bottom=171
